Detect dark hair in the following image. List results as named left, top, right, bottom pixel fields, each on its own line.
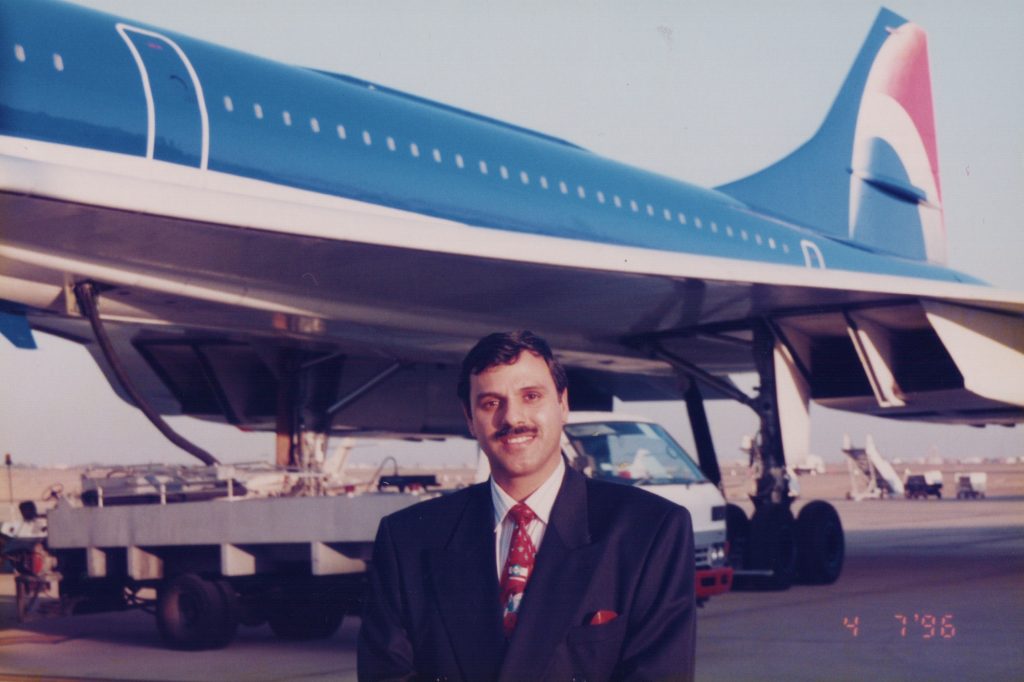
left=457, top=330, right=568, bottom=411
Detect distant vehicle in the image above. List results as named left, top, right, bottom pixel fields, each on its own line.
left=956, top=473, right=987, bottom=499
left=793, top=455, right=826, bottom=476
left=905, top=471, right=943, bottom=499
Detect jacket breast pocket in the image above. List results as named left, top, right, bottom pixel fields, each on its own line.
left=565, top=615, right=627, bottom=644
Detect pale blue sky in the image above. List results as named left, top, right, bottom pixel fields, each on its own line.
left=2, top=1, right=1021, bottom=466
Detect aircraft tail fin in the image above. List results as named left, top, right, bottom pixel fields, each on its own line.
left=715, top=8, right=946, bottom=264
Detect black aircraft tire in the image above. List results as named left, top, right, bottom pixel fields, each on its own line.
left=267, top=596, right=344, bottom=641
left=796, top=500, right=845, bottom=585
left=725, top=503, right=750, bottom=570
left=157, top=573, right=238, bottom=650
left=745, top=505, right=797, bottom=590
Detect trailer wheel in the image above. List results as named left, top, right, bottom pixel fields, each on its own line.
left=796, top=500, right=844, bottom=585
left=157, top=573, right=238, bottom=650
left=743, top=505, right=797, bottom=590
left=267, top=594, right=344, bottom=640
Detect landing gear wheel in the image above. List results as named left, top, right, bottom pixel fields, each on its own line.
left=744, top=505, right=797, bottom=590
left=796, top=501, right=844, bottom=585
left=725, top=503, right=750, bottom=571
left=156, top=573, right=238, bottom=650
left=267, top=594, right=344, bottom=640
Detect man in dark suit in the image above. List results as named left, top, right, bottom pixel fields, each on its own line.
left=358, top=331, right=696, bottom=681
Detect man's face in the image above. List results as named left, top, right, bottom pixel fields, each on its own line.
left=466, top=350, right=569, bottom=498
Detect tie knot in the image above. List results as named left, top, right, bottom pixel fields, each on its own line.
left=508, top=503, right=536, bottom=527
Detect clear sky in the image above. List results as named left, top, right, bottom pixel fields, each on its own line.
left=1, top=0, right=1022, bottom=467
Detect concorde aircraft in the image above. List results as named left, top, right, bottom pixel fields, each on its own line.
left=2, top=0, right=1022, bottom=587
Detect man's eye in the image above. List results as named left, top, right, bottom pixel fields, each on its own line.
left=480, top=400, right=499, bottom=410
left=524, top=392, right=541, bottom=401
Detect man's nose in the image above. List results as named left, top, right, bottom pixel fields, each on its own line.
left=501, top=397, right=527, bottom=426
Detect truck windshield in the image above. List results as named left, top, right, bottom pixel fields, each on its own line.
left=564, top=421, right=706, bottom=485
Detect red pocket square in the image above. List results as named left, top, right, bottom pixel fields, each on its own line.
left=588, top=610, right=618, bottom=625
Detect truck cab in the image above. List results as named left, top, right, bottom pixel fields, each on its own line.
left=561, top=412, right=732, bottom=603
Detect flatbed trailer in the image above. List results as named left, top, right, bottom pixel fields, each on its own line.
left=7, top=466, right=433, bottom=649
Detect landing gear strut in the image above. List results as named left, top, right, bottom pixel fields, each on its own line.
left=650, top=321, right=843, bottom=589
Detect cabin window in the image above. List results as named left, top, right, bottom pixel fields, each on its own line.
left=769, top=238, right=777, bottom=249
left=755, top=234, right=763, bottom=245
left=597, top=191, right=606, bottom=204
left=741, top=229, right=749, bottom=241
left=362, top=130, right=372, bottom=145
left=336, top=124, right=347, bottom=139
left=695, top=217, right=703, bottom=228
left=455, top=153, right=465, bottom=168
left=646, top=204, right=654, bottom=216
left=663, top=208, right=672, bottom=221
left=253, top=103, right=264, bottom=119
left=520, top=171, right=529, bottom=184
left=540, top=176, right=549, bottom=189
left=433, top=148, right=442, bottom=163
left=500, top=165, right=509, bottom=180
left=725, top=226, right=734, bottom=237
left=282, top=111, right=292, bottom=126
left=630, top=200, right=639, bottom=213
left=387, top=136, right=397, bottom=151
left=52, top=53, right=64, bottom=71
left=479, top=160, right=488, bottom=174
left=559, top=181, right=569, bottom=194
left=410, top=142, right=420, bottom=157
left=710, top=222, right=718, bottom=233
left=310, top=117, right=320, bottom=133
left=677, top=212, right=686, bottom=224
left=14, top=44, right=25, bottom=62
left=223, top=96, right=234, bottom=112
left=577, top=186, right=586, bottom=199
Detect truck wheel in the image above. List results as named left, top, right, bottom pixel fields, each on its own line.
left=267, top=596, right=344, bottom=640
left=744, top=505, right=796, bottom=590
left=796, top=501, right=844, bottom=585
left=157, top=573, right=238, bottom=650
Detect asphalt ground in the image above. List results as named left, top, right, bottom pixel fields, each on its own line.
left=1, top=496, right=1021, bottom=681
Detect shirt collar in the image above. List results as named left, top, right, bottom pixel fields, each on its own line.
left=491, top=456, right=565, bottom=531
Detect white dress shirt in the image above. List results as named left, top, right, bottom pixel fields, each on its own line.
left=490, top=456, right=566, bottom=578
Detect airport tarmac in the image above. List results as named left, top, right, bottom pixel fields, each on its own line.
left=1, top=495, right=1021, bottom=681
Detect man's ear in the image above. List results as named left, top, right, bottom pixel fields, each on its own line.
left=559, top=389, right=569, bottom=422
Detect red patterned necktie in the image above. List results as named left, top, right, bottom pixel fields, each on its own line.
left=499, top=503, right=537, bottom=636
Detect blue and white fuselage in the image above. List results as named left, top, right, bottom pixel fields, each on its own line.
left=0, top=1, right=981, bottom=282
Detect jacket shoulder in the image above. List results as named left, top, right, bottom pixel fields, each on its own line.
left=380, top=482, right=488, bottom=540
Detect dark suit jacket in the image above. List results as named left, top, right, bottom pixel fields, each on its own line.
left=358, top=466, right=696, bottom=681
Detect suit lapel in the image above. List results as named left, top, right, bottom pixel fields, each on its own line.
left=499, top=468, right=601, bottom=682
left=428, top=484, right=505, bottom=681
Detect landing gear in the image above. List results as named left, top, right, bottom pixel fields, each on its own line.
left=649, top=321, right=845, bottom=591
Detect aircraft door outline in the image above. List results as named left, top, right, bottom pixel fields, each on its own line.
left=800, top=239, right=826, bottom=269
left=115, top=23, right=210, bottom=169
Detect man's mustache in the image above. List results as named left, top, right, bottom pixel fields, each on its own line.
left=493, top=425, right=538, bottom=440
